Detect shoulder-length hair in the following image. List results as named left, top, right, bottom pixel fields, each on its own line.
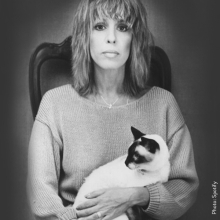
left=71, top=0, right=153, bottom=97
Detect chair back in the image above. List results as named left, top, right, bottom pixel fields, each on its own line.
left=29, top=36, right=171, bottom=118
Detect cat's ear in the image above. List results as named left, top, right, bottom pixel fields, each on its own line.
left=131, top=126, right=145, bottom=140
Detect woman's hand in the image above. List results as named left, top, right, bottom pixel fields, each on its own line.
left=75, top=187, right=150, bottom=220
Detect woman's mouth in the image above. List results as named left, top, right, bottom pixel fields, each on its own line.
left=103, top=51, right=119, bottom=58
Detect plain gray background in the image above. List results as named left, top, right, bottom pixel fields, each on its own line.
left=4, top=0, right=219, bottom=220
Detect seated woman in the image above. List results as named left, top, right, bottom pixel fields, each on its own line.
left=27, top=0, right=199, bottom=220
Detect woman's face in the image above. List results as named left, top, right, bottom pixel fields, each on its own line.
left=90, top=17, right=132, bottom=71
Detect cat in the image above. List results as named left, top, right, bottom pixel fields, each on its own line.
left=73, top=126, right=170, bottom=220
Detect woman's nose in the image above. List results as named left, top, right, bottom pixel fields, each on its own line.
left=106, top=28, right=116, bottom=44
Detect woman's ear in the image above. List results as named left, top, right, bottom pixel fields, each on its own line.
left=131, top=126, right=145, bottom=140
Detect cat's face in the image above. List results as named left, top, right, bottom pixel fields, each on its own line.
left=125, top=127, right=160, bottom=171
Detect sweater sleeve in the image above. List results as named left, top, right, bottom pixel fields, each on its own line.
left=27, top=92, right=77, bottom=220
left=141, top=91, right=199, bottom=220
left=27, top=121, right=77, bottom=220
left=144, top=124, right=199, bottom=220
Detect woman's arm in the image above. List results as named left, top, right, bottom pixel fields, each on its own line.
left=142, top=124, right=199, bottom=220
left=76, top=124, right=199, bottom=220
left=75, top=187, right=149, bottom=220
left=27, top=120, right=77, bottom=220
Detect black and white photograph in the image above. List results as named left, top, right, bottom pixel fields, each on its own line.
left=2, top=0, right=219, bottom=220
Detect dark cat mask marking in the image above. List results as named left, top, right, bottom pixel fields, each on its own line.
left=125, top=127, right=160, bottom=170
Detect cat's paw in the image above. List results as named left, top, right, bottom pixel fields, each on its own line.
left=126, top=206, right=144, bottom=220
left=126, top=207, right=136, bottom=220
left=113, top=213, right=129, bottom=220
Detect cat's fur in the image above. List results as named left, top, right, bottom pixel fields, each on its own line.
left=73, top=127, right=170, bottom=220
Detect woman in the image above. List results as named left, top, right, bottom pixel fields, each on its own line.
left=27, top=0, right=199, bottom=220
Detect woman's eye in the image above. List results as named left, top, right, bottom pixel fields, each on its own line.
left=117, top=25, right=128, bottom=32
left=94, top=24, right=106, bottom=31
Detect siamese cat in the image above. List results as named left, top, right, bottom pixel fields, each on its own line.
left=73, top=126, right=170, bottom=220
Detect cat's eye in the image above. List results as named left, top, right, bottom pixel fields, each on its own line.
left=134, top=152, right=139, bottom=157
left=134, top=152, right=140, bottom=159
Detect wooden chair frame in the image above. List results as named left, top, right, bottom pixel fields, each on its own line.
left=29, top=36, right=171, bottom=118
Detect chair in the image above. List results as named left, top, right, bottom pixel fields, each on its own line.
left=29, top=36, right=171, bottom=118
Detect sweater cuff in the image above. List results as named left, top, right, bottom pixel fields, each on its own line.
left=143, top=183, right=160, bottom=215
left=59, top=208, right=77, bottom=220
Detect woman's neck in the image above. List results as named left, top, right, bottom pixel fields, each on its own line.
left=94, top=65, right=125, bottom=98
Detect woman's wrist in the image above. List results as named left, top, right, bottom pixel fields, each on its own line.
left=127, top=187, right=150, bottom=208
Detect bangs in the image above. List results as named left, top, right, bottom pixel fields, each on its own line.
left=89, top=0, right=137, bottom=28
left=72, top=0, right=153, bottom=97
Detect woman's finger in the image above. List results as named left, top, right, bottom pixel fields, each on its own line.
left=78, top=210, right=107, bottom=220
left=76, top=199, right=98, bottom=210
left=85, top=189, right=106, bottom=199
left=102, top=213, right=113, bottom=220
left=76, top=206, right=97, bottom=218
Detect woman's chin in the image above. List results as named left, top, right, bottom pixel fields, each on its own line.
left=95, top=62, right=126, bottom=72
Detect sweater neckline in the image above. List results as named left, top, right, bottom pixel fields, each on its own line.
left=70, top=85, right=156, bottom=110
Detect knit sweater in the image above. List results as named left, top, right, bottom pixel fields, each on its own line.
left=27, top=84, right=199, bottom=220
